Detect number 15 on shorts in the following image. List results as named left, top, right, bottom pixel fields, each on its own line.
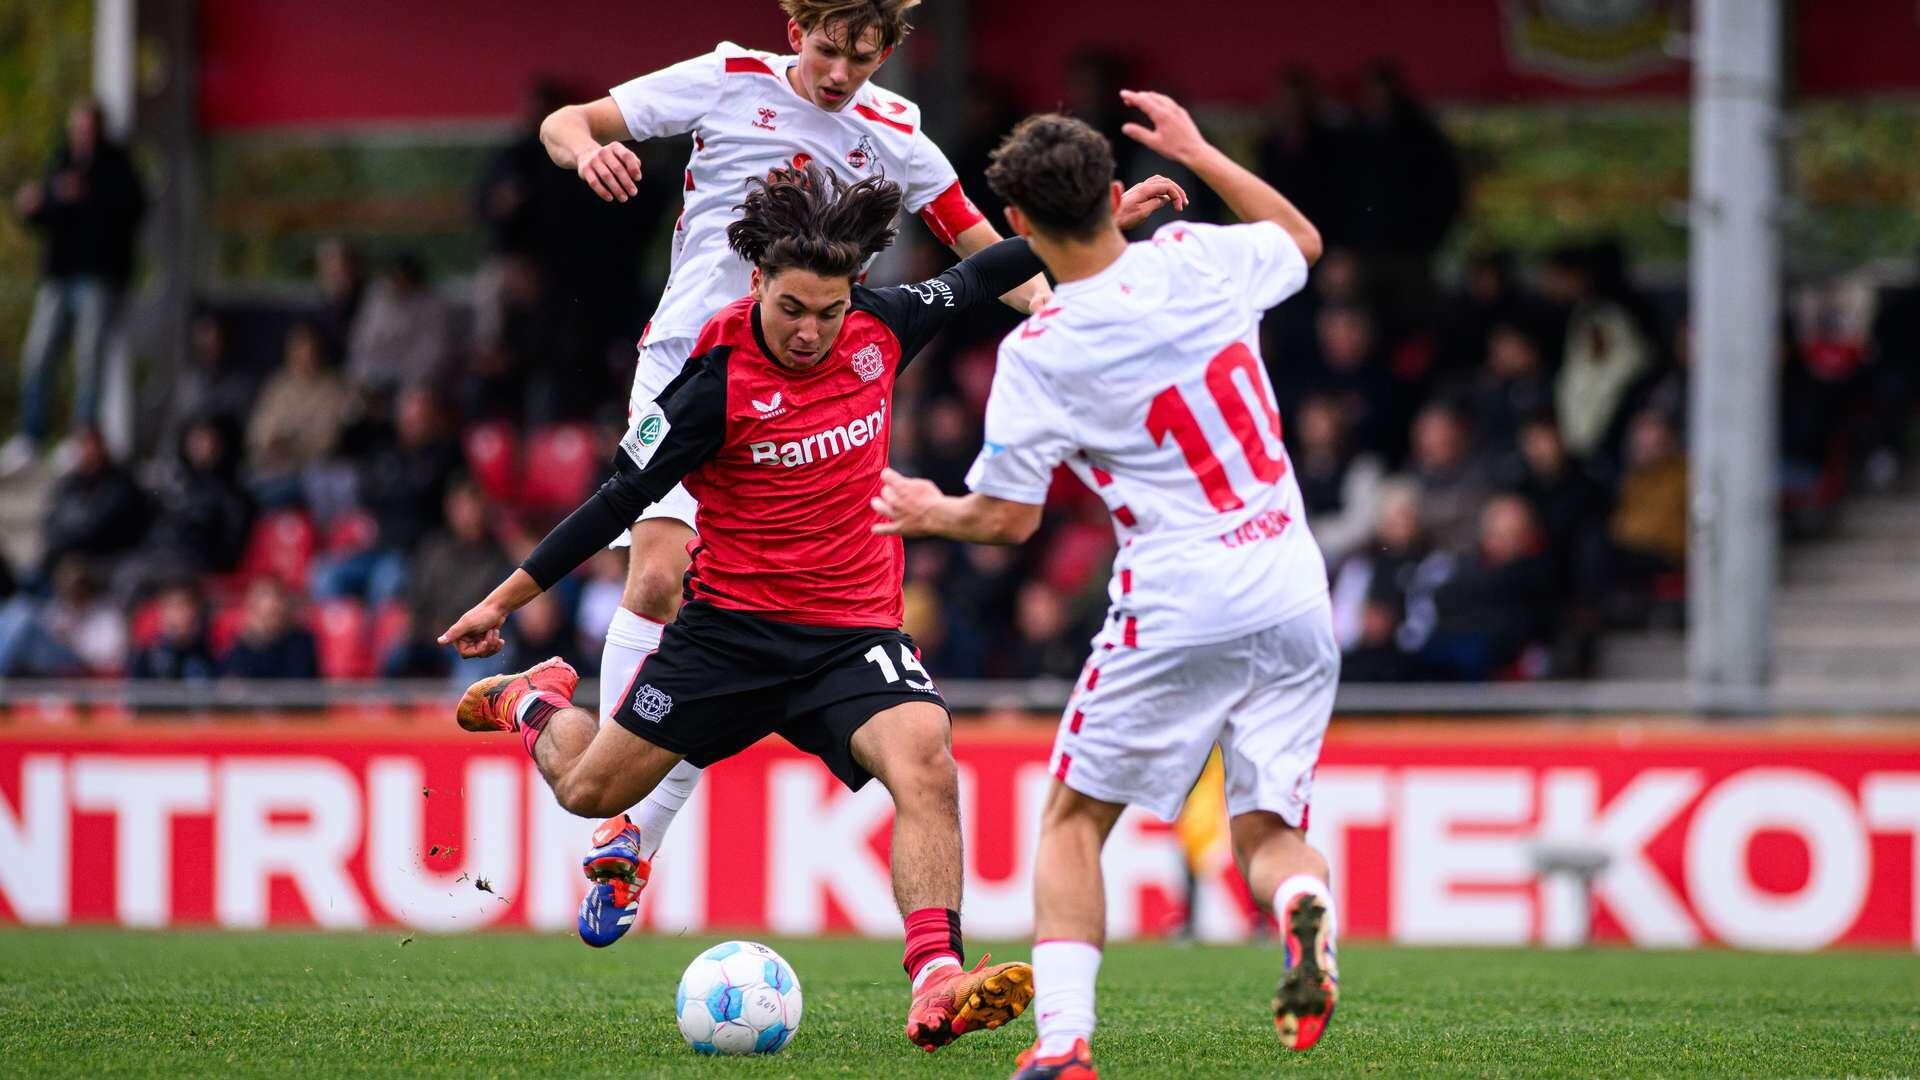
left=865, top=643, right=935, bottom=692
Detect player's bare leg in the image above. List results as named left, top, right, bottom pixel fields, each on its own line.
left=1231, top=811, right=1338, bottom=1051
left=852, top=702, right=1034, bottom=1051
left=583, top=518, right=702, bottom=947
left=1012, top=781, right=1124, bottom=1079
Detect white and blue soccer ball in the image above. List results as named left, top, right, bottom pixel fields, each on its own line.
left=674, top=940, right=803, bottom=1055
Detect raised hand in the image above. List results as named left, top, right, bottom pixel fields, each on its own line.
left=1119, top=90, right=1209, bottom=165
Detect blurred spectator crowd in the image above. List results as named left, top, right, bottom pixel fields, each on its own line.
left=4, top=69, right=1917, bottom=685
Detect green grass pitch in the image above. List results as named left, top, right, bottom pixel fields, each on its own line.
left=1, top=929, right=1916, bottom=1077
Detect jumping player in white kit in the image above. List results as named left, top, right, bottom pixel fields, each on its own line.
left=534, top=0, right=1184, bottom=947
left=871, top=95, right=1340, bottom=1077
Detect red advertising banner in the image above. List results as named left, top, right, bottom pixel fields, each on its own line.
left=2, top=720, right=1917, bottom=950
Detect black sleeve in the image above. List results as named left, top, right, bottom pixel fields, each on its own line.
left=858, top=238, right=1045, bottom=361
left=519, top=353, right=729, bottom=590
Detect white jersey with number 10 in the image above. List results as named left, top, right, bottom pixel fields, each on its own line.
left=965, top=221, right=1327, bottom=649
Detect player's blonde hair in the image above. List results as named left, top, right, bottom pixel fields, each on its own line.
left=779, top=0, right=921, bottom=52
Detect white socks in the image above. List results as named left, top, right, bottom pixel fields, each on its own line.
left=634, top=760, right=702, bottom=860
left=1032, top=940, right=1101, bottom=1057
left=599, top=606, right=664, bottom=721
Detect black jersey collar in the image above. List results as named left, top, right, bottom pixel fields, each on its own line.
left=751, top=302, right=775, bottom=362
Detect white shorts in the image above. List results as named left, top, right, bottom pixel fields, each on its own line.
left=611, top=335, right=699, bottom=547
left=1050, top=600, right=1339, bottom=823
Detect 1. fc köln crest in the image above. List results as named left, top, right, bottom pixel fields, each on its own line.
left=846, top=135, right=877, bottom=172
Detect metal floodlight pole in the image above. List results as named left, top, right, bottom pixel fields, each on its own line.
left=1688, top=0, right=1784, bottom=713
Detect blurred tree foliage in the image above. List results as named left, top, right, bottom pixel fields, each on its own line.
left=1446, top=102, right=1920, bottom=271
left=0, top=0, right=93, bottom=417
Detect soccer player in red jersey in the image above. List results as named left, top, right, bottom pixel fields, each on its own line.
left=439, top=164, right=1171, bottom=1052
left=535, top=0, right=1178, bottom=947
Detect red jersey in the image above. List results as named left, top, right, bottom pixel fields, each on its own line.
left=520, top=239, right=1043, bottom=629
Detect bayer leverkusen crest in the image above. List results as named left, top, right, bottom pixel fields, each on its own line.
left=850, top=344, right=884, bottom=383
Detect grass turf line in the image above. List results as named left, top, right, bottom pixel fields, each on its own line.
left=1, top=930, right=1916, bottom=1077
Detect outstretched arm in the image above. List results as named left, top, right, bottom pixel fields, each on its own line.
left=870, top=468, right=1044, bottom=545
left=946, top=176, right=1188, bottom=314
left=1120, top=90, right=1322, bottom=265
left=861, top=237, right=1045, bottom=364
left=440, top=360, right=726, bottom=657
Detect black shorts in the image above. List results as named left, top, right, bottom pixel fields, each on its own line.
left=611, top=600, right=947, bottom=790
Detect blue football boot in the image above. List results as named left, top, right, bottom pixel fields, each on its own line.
left=576, top=814, right=650, bottom=948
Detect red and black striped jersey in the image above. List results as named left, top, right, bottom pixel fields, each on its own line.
left=522, top=238, right=1043, bottom=628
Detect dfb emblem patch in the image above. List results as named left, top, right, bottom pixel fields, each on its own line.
left=632, top=684, right=673, bottom=723
left=851, top=344, right=884, bottom=383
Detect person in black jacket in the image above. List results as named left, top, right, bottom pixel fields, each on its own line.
left=5, top=100, right=147, bottom=472
left=128, top=582, right=218, bottom=681
left=37, top=426, right=148, bottom=587
left=221, top=577, right=318, bottom=680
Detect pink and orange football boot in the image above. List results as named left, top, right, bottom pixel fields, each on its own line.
left=1274, top=890, right=1339, bottom=1051
left=906, top=954, right=1035, bottom=1051
left=455, top=656, right=578, bottom=733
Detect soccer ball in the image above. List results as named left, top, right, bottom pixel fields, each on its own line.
left=675, top=940, right=803, bottom=1054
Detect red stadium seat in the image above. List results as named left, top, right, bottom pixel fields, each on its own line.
left=208, top=602, right=247, bottom=657
left=310, top=599, right=372, bottom=679
left=129, top=600, right=164, bottom=649
left=464, top=420, right=520, bottom=504
left=372, top=600, right=413, bottom=662
left=520, top=422, right=599, bottom=509
left=240, top=510, right=316, bottom=588
left=323, top=508, right=379, bottom=555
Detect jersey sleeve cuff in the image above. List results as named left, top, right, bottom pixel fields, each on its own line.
left=918, top=181, right=986, bottom=247
left=965, top=475, right=1051, bottom=507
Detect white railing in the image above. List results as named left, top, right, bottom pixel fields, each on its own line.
left=1, top=677, right=1916, bottom=717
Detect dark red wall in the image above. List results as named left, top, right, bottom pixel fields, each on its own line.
left=197, top=0, right=1920, bottom=131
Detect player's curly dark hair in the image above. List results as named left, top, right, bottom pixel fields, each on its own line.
left=985, top=114, right=1116, bottom=239
left=727, top=163, right=903, bottom=280
left=780, top=0, right=920, bottom=52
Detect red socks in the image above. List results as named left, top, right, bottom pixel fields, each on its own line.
left=903, top=907, right=963, bottom=983
left=518, top=693, right=564, bottom=756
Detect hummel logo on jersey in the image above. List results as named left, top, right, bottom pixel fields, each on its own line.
left=632, top=685, right=673, bottom=723
left=752, top=392, right=786, bottom=418
left=753, top=107, right=778, bottom=131
left=750, top=400, right=886, bottom=467
left=851, top=344, right=885, bottom=382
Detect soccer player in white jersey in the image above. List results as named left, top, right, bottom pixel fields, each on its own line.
left=533, top=0, right=1181, bottom=948
left=871, top=96, right=1340, bottom=1076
